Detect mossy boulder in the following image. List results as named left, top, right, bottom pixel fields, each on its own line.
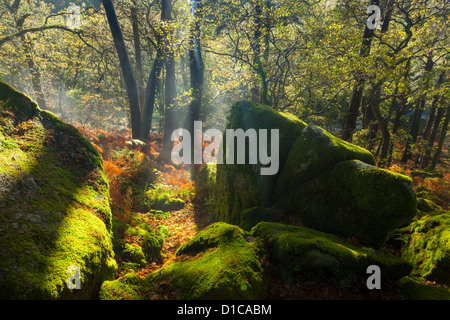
left=276, top=160, right=416, bottom=248
left=0, top=81, right=117, bottom=299
left=397, top=277, right=450, bottom=300
left=214, top=101, right=306, bottom=224
left=274, top=125, right=375, bottom=197
left=400, top=213, right=450, bottom=285
left=112, top=214, right=165, bottom=266
left=251, top=222, right=412, bottom=284
left=239, top=207, right=278, bottom=231
left=100, top=222, right=268, bottom=300
left=98, top=272, right=143, bottom=300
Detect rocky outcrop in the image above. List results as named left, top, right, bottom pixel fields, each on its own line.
left=0, top=81, right=117, bottom=299
left=213, top=101, right=417, bottom=248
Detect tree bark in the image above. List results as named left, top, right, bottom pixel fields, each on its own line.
left=421, top=105, right=445, bottom=168
left=160, top=0, right=177, bottom=161
left=252, top=0, right=269, bottom=105
left=401, top=53, right=434, bottom=162
left=185, top=0, right=205, bottom=172
left=131, top=5, right=145, bottom=116
left=429, top=106, right=449, bottom=171
left=102, top=0, right=142, bottom=139
left=341, top=0, right=379, bottom=142
left=142, top=47, right=164, bottom=140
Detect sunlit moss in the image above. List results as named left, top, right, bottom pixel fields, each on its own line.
left=0, top=81, right=117, bottom=299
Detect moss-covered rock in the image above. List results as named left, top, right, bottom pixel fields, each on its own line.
left=274, top=125, right=375, bottom=197
left=276, top=160, right=417, bottom=248
left=99, top=272, right=143, bottom=300
left=196, top=163, right=216, bottom=209
left=239, top=207, right=277, bottom=231
left=214, top=101, right=306, bottom=224
left=400, top=213, right=450, bottom=285
left=251, top=222, right=412, bottom=284
left=0, top=81, right=117, bottom=299
left=397, top=277, right=450, bottom=300
left=100, top=222, right=268, bottom=300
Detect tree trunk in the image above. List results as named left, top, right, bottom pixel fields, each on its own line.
left=131, top=5, right=145, bottom=116
left=185, top=0, right=205, bottom=174
left=252, top=0, right=269, bottom=105
left=401, top=53, right=434, bottom=162
left=142, top=48, right=164, bottom=139
left=369, top=82, right=390, bottom=168
left=421, top=105, right=445, bottom=168
left=160, top=0, right=177, bottom=161
left=102, top=0, right=142, bottom=139
left=341, top=0, right=379, bottom=142
left=423, top=71, right=445, bottom=140
left=429, top=106, right=449, bottom=171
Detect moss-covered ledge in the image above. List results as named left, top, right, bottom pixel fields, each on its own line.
left=251, top=222, right=412, bottom=284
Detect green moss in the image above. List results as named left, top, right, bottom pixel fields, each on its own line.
left=101, top=223, right=268, bottom=300
left=145, top=185, right=186, bottom=212
left=122, top=243, right=147, bottom=266
left=214, top=101, right=306, bottom=224
left=251, top=222, right=412, bottom=284
left=125, top=224, right=164, bottom=262
left=196, top=163, right=217, bottom=212
left=99, top=272, right=143, bottom=300
left=0, top=81, right=117, bottom=299
left=276, top=160, right=417, bottom=248
left=145, top=223, right=267, bottom=300
left=398, top=277, right=450, bottom=300
left=401, top=213, right=450, bottom=284
left=274, top=125, right=375, bottom=198
left=239, top=207, right=277, bottom=231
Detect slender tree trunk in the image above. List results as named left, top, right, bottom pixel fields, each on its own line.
left=160, top=0, right=176, bottom=161
left=142, top=48, right=164, bottom=139
left=369, top=82, right=390, bottom=168
left=342, top=0, right=379, bottom=142
left=185, top=0, right=205, bottom=175
left=252, top=0, right=269, bottom=105
left=401, top=54, right=434, bottom=162
left=102, top=0, right=142, bottom=139
left=23, top=41, right=47, bottom=110
left=429, top=106, right=449, bottom=171
left=131, top=5, right=145, bottom=116
left=423, top=71, right=445, bottom=140
left=421, top=105, right=445, bottom=168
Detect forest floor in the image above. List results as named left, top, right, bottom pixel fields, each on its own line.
left=74, top=123, right=449, bottom=300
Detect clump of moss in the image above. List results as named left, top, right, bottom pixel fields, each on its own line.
left=251, top=222, right=412, bottom=285
left=400, top=213, right=450, bottom=285
left=112, top=214, right=165, bottom=267
left=99, top=272, right=143, bottom=300
left=145, top=185, right=186, bottom=212
left=100, top=222, right=268, bottom=300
